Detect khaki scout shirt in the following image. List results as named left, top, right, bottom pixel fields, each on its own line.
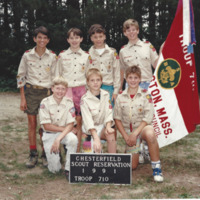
left=17, top=47, right=57, bottom=88
left=80, top=89, right=114, bottom=134
left=114, top=87, right=153, bottom=132
left=87, top=44, right=121, bottom=94
left=56, top=48, right=89, bottom=87
left=39, top=95, right=76, bottom=131
left=119, top=39, right=158, bottom=82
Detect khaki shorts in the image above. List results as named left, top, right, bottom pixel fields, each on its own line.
left=25, top=84, right=51, bottom=115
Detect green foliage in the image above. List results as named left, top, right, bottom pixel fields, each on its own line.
left=0, top=0, right=200, bottom=91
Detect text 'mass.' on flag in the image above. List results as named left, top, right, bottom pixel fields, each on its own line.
left=148, top=0, right=200, bottom=148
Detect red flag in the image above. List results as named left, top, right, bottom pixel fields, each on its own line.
left=148, top=0, right=200, bottom=148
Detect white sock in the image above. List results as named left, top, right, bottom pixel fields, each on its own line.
left=151, top=160, right=161, bottom=169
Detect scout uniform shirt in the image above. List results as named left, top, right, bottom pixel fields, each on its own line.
left=80, top=89, right=114, bottom=134
left=56, top=48, right=89, bottom=87
left=17, top=47, right=57, bottom=88
left=119, top=40, right=158, bottom=82
left=39, top=95, right=76, bottom=131
left=87, top=44, right=121, bottom=94
left=114, top=87, right=153, bottom=132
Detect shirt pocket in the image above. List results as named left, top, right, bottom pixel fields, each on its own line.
left=62, top=59, right=72, bottom=73
left=124, top=56, right=135, bottom=66
left=79, top=63, right=86, bottom=73
left=104, top=59, right=113, bottom=74
left=121, top=103, right=130, bottom=121
left=43, top=63, right=51, bottom=75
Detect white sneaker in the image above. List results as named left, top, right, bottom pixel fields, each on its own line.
left=139, top=152, right=144, bottom=164
left=153, top=167, right=164, bottom=182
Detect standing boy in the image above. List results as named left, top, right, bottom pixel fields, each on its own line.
left=56, top=28, right=89, bottom=152
left=119, top=19, right=159, bottom=91
left=17, top=26, right=57, bottom=168
left=39, top=76, right=78, bottom=180
left=80, top=68, right=116, bottom=153
left=87, top=24, right=121, bottom=106
left=114, top=66, right=164, bottom=182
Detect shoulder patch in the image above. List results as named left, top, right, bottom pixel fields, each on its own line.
left=40, top=104, right=45, bottom=109
left=88, top=55, right=93, bottom=64
left=69, top=107, right=76, bottom=117
left=114, top=51, right=119, bottom=59
left=142, top=89, right=148, bottom=93
left=109, top=100, right=112, bottom=109
left=85, top=51, right=89, bottom=54
left=150, top=44, right=156, bottom=51
left=121, top=45, right=125, bottom=49
left=25, top=50, right=30, bottom=53
left=60, top=50, right=65, bottom=54
left=146, top=94, right=152, bottom=103
left=50, top=50, right=56, bottom=54
left=144, top=41, right=150, bottom=44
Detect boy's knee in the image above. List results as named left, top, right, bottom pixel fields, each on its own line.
left=106, top=134, right=116, bottom=143
left=67, top=133, right=78, bottom=146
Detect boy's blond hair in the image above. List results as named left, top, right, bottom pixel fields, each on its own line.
left=52, top=76, right=68, bottom=88
left=86, top=68, right=103, bottom=81
left=126, top=66, right=141, bottom=79
left=123, top=19, right=139, bottom=32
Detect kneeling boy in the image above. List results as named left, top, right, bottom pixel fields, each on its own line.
left=80, top=68, right=116, bottom=153
left=39, top=77, right=78, bottom=180
left=114, top=66, right=164, bottom=182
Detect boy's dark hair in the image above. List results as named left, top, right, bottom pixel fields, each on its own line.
left=33, top=26, right=50, bottom=38
left=67, top=28, right=83, bottom=39
left=126, top=66, right=141, bottom=79
left=88, top=24, right=106, bottom=37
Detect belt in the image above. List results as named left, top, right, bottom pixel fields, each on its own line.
left=26, top=83, right=48, bottom=90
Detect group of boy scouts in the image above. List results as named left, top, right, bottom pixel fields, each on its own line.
left=17, top=19, right=164, bottom=182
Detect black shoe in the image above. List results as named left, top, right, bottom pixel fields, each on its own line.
left=26, top=150, right=38, bottom=168
left=65, top=170, right=69, bottom=181
left=41, top=151, right=48, bottom=167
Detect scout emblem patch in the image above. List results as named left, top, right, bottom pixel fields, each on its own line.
left=157, top=58, right=181, bottom=89
left=40, top=104, right=45, bottom=109
left=146, top=94, right=152, bottom=103
left=69, top=107, right=76, bottom=117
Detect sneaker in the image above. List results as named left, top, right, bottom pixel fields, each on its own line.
left=41, top=152, right=48, bottom=167
left=26, top=150, right=38, bottom=168
left=153, top=167, right=164, bottom=182
left=139, top=152, right=144, bottom=164
left=65, top=170, right=69, bottom=181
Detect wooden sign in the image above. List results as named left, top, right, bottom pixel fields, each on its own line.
left=70, top=154, right=132, bottom=184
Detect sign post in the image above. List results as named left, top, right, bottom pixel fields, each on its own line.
left=70, top=153, right=132, bottom=185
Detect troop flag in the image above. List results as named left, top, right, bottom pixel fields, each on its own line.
left=148, top=0, right=200, bottom=148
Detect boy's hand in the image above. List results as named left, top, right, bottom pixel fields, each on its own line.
left=112, top=94, right=118, bottom=104
left=105, top=127, right=115, bottom=135
left=128, top=133, right=137, bottom=146
left=93, top=136, right=102, bottom=153
left=20, top=98, right=27, bottom=111
left=50, top=138, right=60, bottom=154
left=124, top=132, right=137, bottom=147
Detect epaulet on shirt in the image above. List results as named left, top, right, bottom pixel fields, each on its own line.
left=141, top=89, right=148, bottom=93
left=50, top=50, right=56, bottom=54
left=60, top=50, right=65, bottom=54
left=25, top=49, right=31, bottom=53
left=144, top=41, right=150, bottom=44
left=120, top=45, right=125, bottom=49
left=85, top=51, right=89, bottom=54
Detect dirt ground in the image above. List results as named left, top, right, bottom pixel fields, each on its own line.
left=0, top=92, right=200, bottom=200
